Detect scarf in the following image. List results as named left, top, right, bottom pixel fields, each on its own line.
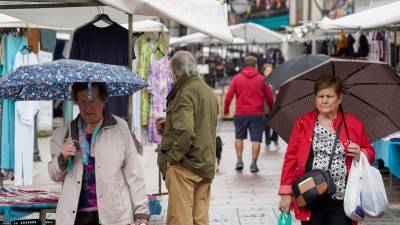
left=67, top=118, right=102, bottom=172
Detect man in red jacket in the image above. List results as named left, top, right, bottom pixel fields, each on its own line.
left=224, top=56, right=274, bottom=172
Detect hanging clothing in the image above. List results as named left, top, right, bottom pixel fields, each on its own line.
left=0, top=34, right=6, bottom=67
left=131, top=90, right=142, bottom=143
left=70, top=23, right=129, bottom=120
left=1, top=35, right=27, bottom=170
left=356, top=34, right=369, bottom=58
left=40, top=29, right=56, bottom=53
left=13, top=50, right=40, bottom=186
left=135, top=36, right=152, bottom=126
left=147, top=55, right=173, bottom=144
left=25, top=28, right=40, bottom=53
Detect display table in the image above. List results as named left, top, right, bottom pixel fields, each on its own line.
left=0, top=188, right=161, bottom=224
left=372, top=140, right=400, bottom=194
left=372, top=140, right=400, bottom=178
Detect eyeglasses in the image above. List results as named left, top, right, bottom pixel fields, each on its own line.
left=76, top=97, right=101, bottom=107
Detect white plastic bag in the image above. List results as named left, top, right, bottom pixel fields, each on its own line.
left=344, top=156, right=364, bottom=221
left=359, top=152, right=388, bottom=217
left=344, top=152, right=388, bottom=220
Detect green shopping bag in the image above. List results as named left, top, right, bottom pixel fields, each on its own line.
left=278, top=211, right=292, bottom=225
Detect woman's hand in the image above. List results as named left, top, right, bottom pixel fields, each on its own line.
left=279, top=195, right=292, bottom=213
left=135, top=219, right=148, bottom=225
left=62, top=138, right=77, bottom=162
left=346, top=142, right=361, bottom=161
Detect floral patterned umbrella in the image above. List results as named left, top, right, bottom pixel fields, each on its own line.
left=0, top=59, right=148, bottom=100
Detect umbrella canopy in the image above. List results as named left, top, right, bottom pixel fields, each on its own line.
left=269, top=58, right=400, bottom=143
left=264, top=54, right=330, bottom=90
left=0, top=59, right=148, bottom=101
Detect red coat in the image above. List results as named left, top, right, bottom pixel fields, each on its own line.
left=279, top=110, right=375, bottom=223
left=224, top=67, right=274, bottom=115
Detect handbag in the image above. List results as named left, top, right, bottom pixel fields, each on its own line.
left=292, top=122, right=342, bottom=208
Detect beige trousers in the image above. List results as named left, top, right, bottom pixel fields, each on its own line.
left=165, top=164, right=212, bottom=225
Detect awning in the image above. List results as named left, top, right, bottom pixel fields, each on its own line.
left=318, top=1, right=400, bottom=30
left=100, top=0, right=232, bottom=43
left=170, top=22, right=283, bottom=46
left=0, top=0, right=233, bottom=43
left=0, top=12, right=168, bottom=34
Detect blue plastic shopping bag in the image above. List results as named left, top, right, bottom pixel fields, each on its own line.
left=278, top=211, right=292, bottom=225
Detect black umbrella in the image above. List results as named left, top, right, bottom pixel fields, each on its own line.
left=264, top=54, right=330, bottom=90
left=269, top=58, right=400, bottom=143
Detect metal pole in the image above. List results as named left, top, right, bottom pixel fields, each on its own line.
left=127, top=13, right=133, bottom=129
left=128, top=14, right=133, bottom=70
left=33, top=114, right=41, bottom=162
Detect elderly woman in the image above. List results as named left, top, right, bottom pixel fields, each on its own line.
left=48, top=82, right=149, bottom=225
left=278, top=75, right=375, bottom=225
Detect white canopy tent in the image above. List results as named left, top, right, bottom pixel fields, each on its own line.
left=0, top=0, right=232, bottom=43
left=229, top=23, right=284, bottom=44
left=121, top=20, right=168, bottom=33
left=0, top=12, right=168, bottom=33
left=171, top=22, right=284, bottom=46
left=170, top=33, right=245, bottom=46
left=317, top=1, right=400, bottom=30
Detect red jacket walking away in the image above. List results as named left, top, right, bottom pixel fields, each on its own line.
left=224, top=67, right=274, bottom=115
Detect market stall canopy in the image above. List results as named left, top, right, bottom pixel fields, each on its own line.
left=0, top=0, right=232, bottom=43
left=100, top=0, right=233, bottom=43
left=229, top=22, right=284, bottom=44
left=317, top=1, right=400, bottom=30
left=121, top=20, right=168, bottom=32
left=170, top=22, right=283, bottom=46
left=170, top=33, right=245, bottom=46
left=0, top=12, right=167, bottom=33
left=0, top=13, right=26, bottom=27
left=0, top=6, right=152, bottom=30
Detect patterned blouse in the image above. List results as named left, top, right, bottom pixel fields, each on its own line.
left=312, top=121, right=347, bottom=200
left=77, top=134, right=97, bottom=211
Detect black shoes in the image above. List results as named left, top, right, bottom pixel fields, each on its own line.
left=235, top=161, right=244, bottom=171
left=250, top=164, right=259, bottom=173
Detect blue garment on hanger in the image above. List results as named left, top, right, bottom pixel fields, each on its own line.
left=1, top=35, right=27, bottom=169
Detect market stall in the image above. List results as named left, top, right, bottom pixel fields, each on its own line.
left=0, top=1, right=233, bottom=224
left=171, top=22, right=285, bottom=118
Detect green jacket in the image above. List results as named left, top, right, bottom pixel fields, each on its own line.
left=157, top=75, right=219, bottom=180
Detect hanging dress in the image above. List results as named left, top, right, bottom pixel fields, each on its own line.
left=148, top=55, right=173, bottom=144
left=1, top=35, right=27, bottom=170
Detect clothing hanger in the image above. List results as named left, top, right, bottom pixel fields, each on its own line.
left=89, top=6, right=114, bottom=26
left=20, top=44, right=32, bottom=54
left=154, top=46, right=165, bottom=57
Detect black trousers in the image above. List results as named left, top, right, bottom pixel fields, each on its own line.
left=301, top=199, right=352, bottom=225
left=74, top=211, right=100, bottom=225
left=265, top=115, right=278, bottom=145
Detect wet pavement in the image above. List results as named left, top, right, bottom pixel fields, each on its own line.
left=9, top=120, right=400, bottom=224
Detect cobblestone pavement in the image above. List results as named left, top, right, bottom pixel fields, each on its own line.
left=12, top=120, right=400, bottom=224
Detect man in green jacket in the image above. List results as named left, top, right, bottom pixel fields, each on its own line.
left=156, top=51, right=219, bottom=225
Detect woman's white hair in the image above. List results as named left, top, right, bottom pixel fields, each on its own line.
left=170, top=51, right=199, bottom=79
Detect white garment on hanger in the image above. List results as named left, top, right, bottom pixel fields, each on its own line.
left=0, top=34, right=7, bottom=65
left=13, top=51, right=40, bottom=186
left=131, top=90, right=142, bottom=144
left=13, top=51, right=38, bottom=69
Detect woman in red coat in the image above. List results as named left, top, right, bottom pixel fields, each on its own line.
left=278, top=75, right=375, bottom=225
